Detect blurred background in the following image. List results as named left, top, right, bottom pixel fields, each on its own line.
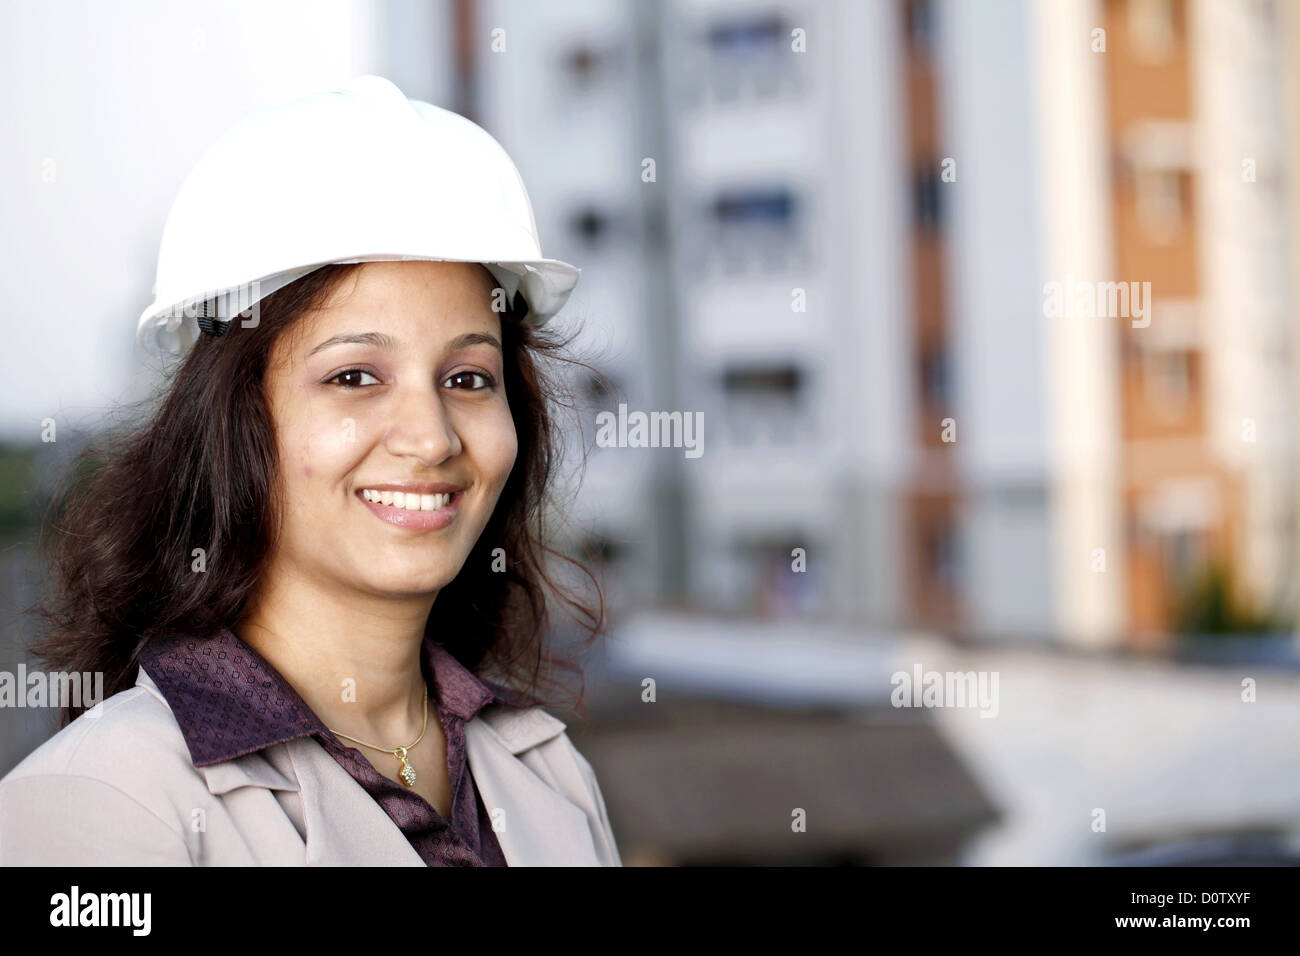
left=3, top=0, right=1300, bottom=865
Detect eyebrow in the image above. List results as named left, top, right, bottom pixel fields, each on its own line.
left=307, top=330, right=502, bottom=357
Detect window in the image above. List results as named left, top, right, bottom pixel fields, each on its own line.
left=719, top=363, right=807, bottom=446
left=1127, top=0, right=1178, bottom=63
left=581, top=369, right=622, bottom=450
left=721, top=364, right=802, bottom=396
left=1135, top=168, right=1189, bottom=243
left=573, top=529, right=633, bottom=616
left=702, top=12, right=804, bottom=104
left=569, top=205, right=612, bottom=247
left=1141, top=349, right=1194, bottom=416
left=560, top=42, right=620, bottom=92
left=735, top=534, right=820, bottom=617
left=576, top=530, right=626, bottom=566
left=1160, top=527, right=1204, bottom=590
left=925, top=519, right=961, bottom=594
left=712, top=188, right=796, bottom=227
left=919, top=343, right=951, bottom=409
left=706, top=14, right=787, bottom=58
left=706, top=186, right=805, bottom=275
left=913, top=165, right=944, bottom=231
left=904, top=0, right=938, bottom=56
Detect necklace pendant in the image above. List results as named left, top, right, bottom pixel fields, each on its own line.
left=395, top=746, right=417, bottom=788
left=399, top=760, right=417, bottom=787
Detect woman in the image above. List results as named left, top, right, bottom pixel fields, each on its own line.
left=0, top=76, right=620, bottom=866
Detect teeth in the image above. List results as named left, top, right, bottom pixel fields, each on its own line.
left=361, top=490, right=453, bottom=511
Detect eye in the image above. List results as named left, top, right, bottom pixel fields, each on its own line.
left=443, top=370, right=496, bottom=390
left=327, top=368, right=380, bottom=389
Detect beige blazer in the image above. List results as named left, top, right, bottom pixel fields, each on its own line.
left=0, top=665, right=621, bottom=866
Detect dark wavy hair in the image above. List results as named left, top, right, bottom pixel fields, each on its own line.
left=29, top=263, right=607, bottom=725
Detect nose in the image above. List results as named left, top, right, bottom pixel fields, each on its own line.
left=382, top=380, right=462, bottom=465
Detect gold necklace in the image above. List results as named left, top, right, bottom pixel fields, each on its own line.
left=326, top=685, right=430, bottom=788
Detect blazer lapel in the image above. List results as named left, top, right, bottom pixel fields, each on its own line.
left=193, top=731, right=425, bottom=865
left=464, top=706, right=600, bottom=866
left=281, top=737, right=426, bottom=866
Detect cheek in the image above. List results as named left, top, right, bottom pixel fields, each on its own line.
left=275, top=394, right=363, bottom=497
left=468, top=408, right=518, bottom=497
left=490, top=415, right=519, bottom=487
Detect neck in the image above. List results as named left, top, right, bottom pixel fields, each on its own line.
left=235, top=570, right=436, bottom=745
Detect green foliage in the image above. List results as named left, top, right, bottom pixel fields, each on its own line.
left=1171, top=561, right=1283, bottom=636
left=0, top=443, right=39, bottom=536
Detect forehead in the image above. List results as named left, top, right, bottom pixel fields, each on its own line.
left=280, top=260, right=501, bottom=358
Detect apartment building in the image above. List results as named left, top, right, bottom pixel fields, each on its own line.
left=474, top=0, right=916, bottom=630
left=895, top=0, right=1294, bottom=645
left=1071, top=0, right=1291, bottom=643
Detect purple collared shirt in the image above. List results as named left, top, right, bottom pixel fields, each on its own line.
left=137, top=627, right=511, bottom=866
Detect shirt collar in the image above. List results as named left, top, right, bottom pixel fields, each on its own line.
left=137, top=626, right=505, bottom=768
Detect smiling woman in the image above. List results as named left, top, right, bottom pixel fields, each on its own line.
left=258, top=261, right=519, bottom=606
left=0, top=77, right=620, bottom=867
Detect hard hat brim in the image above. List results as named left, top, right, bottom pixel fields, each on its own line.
left=136, top=255, right=580, bottom=359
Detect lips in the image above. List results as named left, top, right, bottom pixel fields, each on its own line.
left=356, top=487, right=462, bottom=531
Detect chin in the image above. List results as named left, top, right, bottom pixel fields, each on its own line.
left=354, top=574, right=449, bottom=599
left=364, top=558, right=460, bottom=591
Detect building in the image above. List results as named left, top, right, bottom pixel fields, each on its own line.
left=471, top=0, right=1296, bottom=648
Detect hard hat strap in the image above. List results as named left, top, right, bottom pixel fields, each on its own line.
left=195, top=300, right=229, bottom=338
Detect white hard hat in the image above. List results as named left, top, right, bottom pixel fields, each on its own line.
left=137, top=74, right=579, bottom=358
